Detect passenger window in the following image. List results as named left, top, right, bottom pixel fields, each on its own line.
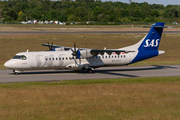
left=66, top=57, right=68, bottom=60
left=59, top=58, right=61, bottom=60
left=62, top=57, right=64, bottom=60
left=106, top=56, right=107, bottom=58
left=52, top=58, right=54, bottom=60
left=56, top=58, right=58, bottom=60
left=49, top=58, right=51, bottom=60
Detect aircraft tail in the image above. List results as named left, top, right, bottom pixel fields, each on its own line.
left=122, top=22, right=166, bottom=63
left=138, top=22, right=165, bottom=51
left=120, top=22, right=165, bottom=51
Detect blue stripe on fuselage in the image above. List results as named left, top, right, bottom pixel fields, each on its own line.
left=131, top=50, right=159, bottom=63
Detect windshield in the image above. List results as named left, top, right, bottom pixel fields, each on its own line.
left=13, top=55, right=27, bottom=60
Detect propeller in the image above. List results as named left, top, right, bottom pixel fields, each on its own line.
left=70, top=41, right=81, bottom=66
left=47, top=41, right=54, bottom=51
left=70, top=41, right=81, bottom=59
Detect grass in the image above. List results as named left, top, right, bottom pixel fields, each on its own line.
left=1, top=77, right=180, bottom=120
left=0, top=24, right=149, bottom=31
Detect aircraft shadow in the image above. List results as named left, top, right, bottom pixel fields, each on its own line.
left=92, top=65, right=179, bottom=78
left=9, top=65, right=177, bottom=78
left=96, top=65, right=178, bottom=72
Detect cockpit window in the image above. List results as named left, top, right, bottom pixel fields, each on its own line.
left=13, top=55, right=27, bottom=60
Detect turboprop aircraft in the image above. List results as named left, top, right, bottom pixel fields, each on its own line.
left=4, top=22, right=165, bottom=75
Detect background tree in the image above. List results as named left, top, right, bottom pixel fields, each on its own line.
left=0, top=0, right=179, bottom=23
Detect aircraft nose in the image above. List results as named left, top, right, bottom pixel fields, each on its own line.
left=4, top=61, right=12, bottom=68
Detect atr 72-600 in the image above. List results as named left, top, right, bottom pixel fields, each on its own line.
left=4, top=22, right=165, bottom=75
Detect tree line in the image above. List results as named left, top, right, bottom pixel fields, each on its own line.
left=0, top=0, right=180, bottom=23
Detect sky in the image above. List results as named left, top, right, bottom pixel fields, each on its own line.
left=102, top=0, right=180, bottom=6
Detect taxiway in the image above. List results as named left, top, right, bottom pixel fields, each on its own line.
left=0, top=65, right=180, bottom=83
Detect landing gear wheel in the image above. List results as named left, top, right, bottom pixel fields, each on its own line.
left=14, top=72, right=18, bottom=75
left=87, top=68, right=94, bottom=73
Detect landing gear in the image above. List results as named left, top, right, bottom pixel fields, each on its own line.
left=86, top=68, right=94, bottom=73
left=13, top=70, right=19, bottom=75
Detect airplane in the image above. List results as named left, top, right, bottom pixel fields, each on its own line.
left=4, top=22, right=165, bottom=75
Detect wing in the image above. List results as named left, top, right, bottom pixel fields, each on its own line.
left=79, top=49, right=135, bottom=58
left=42, top=43, right=89, bottom=51
left=90, top=49, right=135, bottom=55
left=42, top=43, right=71, bottom=51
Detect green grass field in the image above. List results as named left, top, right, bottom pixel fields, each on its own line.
left=1, top=77, right=180, bottom=120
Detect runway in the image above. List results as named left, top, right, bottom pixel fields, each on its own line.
left=0, top=65, right=180, bottom=83
left=0, top=31, right=180, bottom=34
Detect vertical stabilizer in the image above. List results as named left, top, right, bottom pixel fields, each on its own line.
left=130, top=22, right=165, bottom=63
left=138, top=22, right=165, bottom=51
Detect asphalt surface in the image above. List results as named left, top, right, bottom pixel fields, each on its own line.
left=0, top=65, right=180, bottom=83
left=0, top=31, right=180, bottom=34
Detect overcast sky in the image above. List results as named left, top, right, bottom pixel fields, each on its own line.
left=102, top=0, right=180, bottom=6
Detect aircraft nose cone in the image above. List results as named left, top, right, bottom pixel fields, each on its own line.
left=4, top=61, right=12, bottom=68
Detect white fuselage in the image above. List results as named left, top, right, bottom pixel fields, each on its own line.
left=4, top=50, right=138, bottom=71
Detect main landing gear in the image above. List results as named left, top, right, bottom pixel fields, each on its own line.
left=85, top=68, right=94, bottom=73
left=13, top=70, right=19, bottom=75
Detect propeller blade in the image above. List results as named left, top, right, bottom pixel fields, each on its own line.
left=74, top=41, right=76, bottom=53
left=50, top=42, right=53, bottom=51
left=79, top=59, right=81, bottom=65
left=47, top=41, right=50, bottom=51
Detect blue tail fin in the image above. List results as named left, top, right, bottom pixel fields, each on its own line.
left=131, top=22, right=165, bottom=63
left=138, top=22, right=165, bottom=51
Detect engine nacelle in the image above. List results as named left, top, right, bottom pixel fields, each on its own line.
left=80, top=49, right=98, bottom=58
left=66, top=64, right=84, bottom=70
